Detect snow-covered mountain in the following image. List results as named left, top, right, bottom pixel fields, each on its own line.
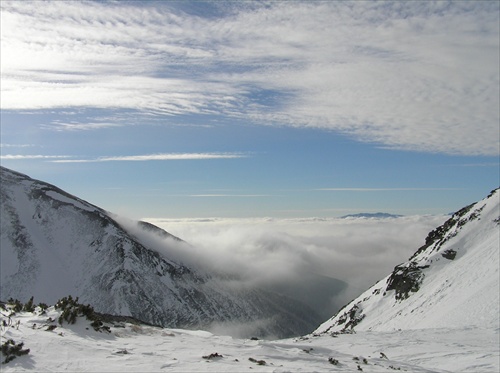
left=315, top=188, right=500, bottom=334
left=1, top=170, right=498, bottom=372
left=0, top=166, right=319, bottom=338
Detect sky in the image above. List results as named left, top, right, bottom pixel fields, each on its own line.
left=1, top=0, right=499, bottom=219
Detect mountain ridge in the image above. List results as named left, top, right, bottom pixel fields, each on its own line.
left=315, top=187, right=499, bottom=335
left=0, top=166, right=321, bottom=338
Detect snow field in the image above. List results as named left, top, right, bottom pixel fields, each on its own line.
left=1, top=306, right=498, bottom=372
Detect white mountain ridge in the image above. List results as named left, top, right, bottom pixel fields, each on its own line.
left=315, top=187, right=499, bottom=335
left=0, top=166, right=321, bottom=338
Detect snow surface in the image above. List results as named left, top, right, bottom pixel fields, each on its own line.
left=315, top=188, right=499, bottom=335
left=1, top=306, right=498, bottom=372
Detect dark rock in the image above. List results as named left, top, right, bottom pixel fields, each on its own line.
left=441, top=249, right=457, bottom=260
left=249, top=357, right=266, bottom=365
left=386, top=262, right=429, bottom=301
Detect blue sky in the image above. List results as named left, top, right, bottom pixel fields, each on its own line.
left=1, top=0, right=498, bottom=219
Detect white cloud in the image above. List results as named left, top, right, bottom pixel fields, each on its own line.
left=1, top=1, right=498, bottom=155
left=0, top=154, right=72, bottom=160
left=42, top=121, right=122, bottom=131
left=189, top=194, right=273, bottom=198
left=315, top=188, right=462, bottom=192
left=50, top=152, right=247, bottom=163
left=143, top=215, right=448, bottom=313
left=452, top=163, right=500, bottom=168
left=0, top=144, right=36, bottom=148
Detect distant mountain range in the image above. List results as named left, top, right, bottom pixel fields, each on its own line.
left=316, top=187, right=499, bottom=334
left=0, top=166, right=340, bottom=339
left=341, top=212, right=403, bottom=219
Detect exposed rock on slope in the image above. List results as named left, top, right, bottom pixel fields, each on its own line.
left=315, top=188, right=500, bottom=334
left=0, top=166, right=319, bottom=338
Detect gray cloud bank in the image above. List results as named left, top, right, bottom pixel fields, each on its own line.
left=136, top=215, right=448, bottom=321
left=1, top=1, right=498, bottom=155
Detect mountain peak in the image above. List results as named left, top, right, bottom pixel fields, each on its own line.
left=316, top=188, right=500, bottom=335
left=0, top=166, right=322, bottom=339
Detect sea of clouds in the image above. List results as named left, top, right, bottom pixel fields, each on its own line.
left=134, top=215, right=448, bottom=320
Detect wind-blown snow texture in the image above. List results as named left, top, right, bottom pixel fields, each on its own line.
left=316, top=188, right=500, bottom=335
left=0, top=166, right=318, bottom=338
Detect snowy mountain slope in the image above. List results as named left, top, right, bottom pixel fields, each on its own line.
left=0, top=166, right=319, bottom=338
left=1, top=301, right=498, bottom=372
left=315, top=188, right=500, bottom=334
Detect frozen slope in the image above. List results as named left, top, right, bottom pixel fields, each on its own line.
left=0, top=166, right=319, bottom=338
left=316, top=188, right=500, bottom=334
left=1, top=302, right=498, bottom=372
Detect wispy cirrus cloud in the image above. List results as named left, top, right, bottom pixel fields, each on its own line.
left=42, top=121, right=122, bottom=131
left=0, top=154, right=72, bottom=160
left=450, top=163, right=500, bottom=168
left=189, top=194, right=273, bottom=198
left=315, top=188, right=462, bottom=192
left=51, top=152, right=247, bottom=163
left=0, top=144, right=36, bottom=148
left=1, top=1, right=498, bottom=155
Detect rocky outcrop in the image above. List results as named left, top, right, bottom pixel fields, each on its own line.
left=315, top=188, right=499, bottom=334
left=386, top=262, right=429, bottom=301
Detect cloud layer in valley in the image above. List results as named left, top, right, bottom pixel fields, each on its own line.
left=1, top=1, right=498, bottom=155
left=134, top=215, right=448, bottom=320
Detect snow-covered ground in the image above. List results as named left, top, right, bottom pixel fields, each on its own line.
left=1, top=306, right=498, bottom=372
left=316, top=189, right=499, bottom=336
